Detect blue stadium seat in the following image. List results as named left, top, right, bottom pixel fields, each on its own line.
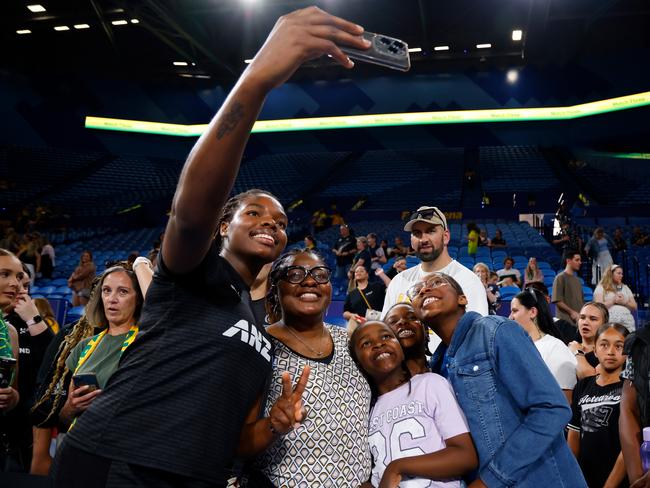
left=51, top=278, right=69, bottom=286
left=499, top=286, right=520, bottom=300
left=40, top=286, right=57, bottom=295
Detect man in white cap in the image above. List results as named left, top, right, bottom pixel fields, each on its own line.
left=382, top=206, right=489, bottom=318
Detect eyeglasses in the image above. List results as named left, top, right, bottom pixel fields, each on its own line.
left=407, top=208, right=447, bottom=230
left=406, top=276, right=449, bottom=300
left=281, top=265, right=332, bottom=284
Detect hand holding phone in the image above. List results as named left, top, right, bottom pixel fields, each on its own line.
left=0, top=357, right=17, bottom=389
left=72, top=373, right=100, bottom=392
left=341, top=31, right=411, bottom=72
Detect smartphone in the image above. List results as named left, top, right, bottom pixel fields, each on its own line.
left=72, top=373, right=100, bottom=392
left=341, top=31, right=411, bottom=72
left=0, top=357, right=17, bottom=388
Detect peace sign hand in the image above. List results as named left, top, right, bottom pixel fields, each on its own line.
left=269, top=366, right=311, bottom=435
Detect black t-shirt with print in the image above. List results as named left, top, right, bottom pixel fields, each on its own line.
left=64, top=242, right=274, bottom=484
left=344, top=282, right=385, bottom=316
left=568, top=376, right=628, bottom=488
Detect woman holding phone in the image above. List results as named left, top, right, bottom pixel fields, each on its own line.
left=52, top=7, right=371, bottom=487
left=59, top=266, right=144, bottom=424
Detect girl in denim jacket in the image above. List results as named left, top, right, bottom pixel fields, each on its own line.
left=409, top=272, right=587, bottom=488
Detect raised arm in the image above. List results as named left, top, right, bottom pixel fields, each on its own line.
left=163, top=7, right=368, bottom=274
left=620, top=379, right=644, bottom=485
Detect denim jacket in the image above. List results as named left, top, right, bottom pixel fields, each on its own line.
left=432, top=312, right=587, bottom=488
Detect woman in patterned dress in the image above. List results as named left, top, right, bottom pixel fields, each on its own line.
left=239, top=248, right=372, bottom=487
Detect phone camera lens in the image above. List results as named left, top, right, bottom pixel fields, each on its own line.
left=380, top=37, right=391, bottom=45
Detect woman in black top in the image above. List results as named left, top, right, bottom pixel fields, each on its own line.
left=343, top=265, right=385, bottom=333
left=51, top=8, right=370, bottom=488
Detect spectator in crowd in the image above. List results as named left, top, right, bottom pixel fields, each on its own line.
left=0, top=249, right=22, bottom=471
left=410, top=272, right=587, bottom=487
left=496, top=256, right=521, bottom=287
left=595, top=264, right=637, bottom=333
left=303, top=234, right=317, bottom=250
left=349, top=320, right=477, bottom=487
left=620, top=320, right=650, bottom=487
left=30, top=286, right=101, bottom=476
left=467, top=222, right=480, bottom=257
left=347, top=236, right=371, bottom=291
left=552, top=249, right=585, bottom=324
left=631, top=227, right=650, bottom=247
left=343, top=265, right=385, bottom=334
left=382, top=255, right=407, bottom=281
left=382, top=205, right=488, bottom=321
left=67, top=250, right=96, bottom=306
left=366, top=233, right=387, bottom=272
left=51, top=9, right=371, bottom=486
left=568, top=302, right=610, bottom=380
left=509, top=288, right=577, bottom=403
left=383, top=302, right=430, bottom=376
left=379, top=239, right=389, bottom=260
left=523, top=256, right=544, bottom=286
left=585, top=227, right=614, bottom=285
left=389, top=236, right=410, bottom=257
left=489, top=229, right=507, bottom=248
left=3, top=264, right=53, bottom=472
left=16, top=234, right=40, bottom=281
left=568, top=323, right=629, bottom=488
left=241, top=249, right=371, bottom=486
left=613, top=227, right=627, bottom=258
left=478, top=229, right=489, bottom=247
left=39, top=238, right=55, bottom=279
left=34, top=298, right=59, bottom=334
left=0, top=228, right=20, bottom=254
left=59, top=266, right=143, bottom=426
left=525, top=281, right=580, bottom=345
left=332, top=224, right=356, bottom=291
left=329, top=206, right=345, bottom=226
left=473, top=262, right=499, bottom=315
left=311, top=208, right=329, bottom=233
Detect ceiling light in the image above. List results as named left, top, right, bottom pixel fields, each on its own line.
left=408, top=47, right=422, bottom=53
left=130, top=19, right=140, bottom=24
left=512, top=30, right=523, bottom=41
left=16, top=29, right=32, bottom=35
left=173, top=61, right=188, bottom=66
left=27, top=4, right=46, bottom=12
left=195, top=74, right=211, bottom=79
left=74, top=24, right=90, bottom=30
left=244, top=59, right=253, bottom=64
left=476, top=43, right=492, bottom=49
left=506, top=69, right=519, bottom=84
left=179, top=74, right=193, bottom=78
left=54, top=26, right=70, bottom=31
left=434, top=45, right=450, bottom=51
left=111, top=20, right=128, bottom=26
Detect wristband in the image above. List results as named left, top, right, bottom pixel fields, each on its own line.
left=132, top=256, right=153, bottom=270
left=574, top=349, right=585, bottom=357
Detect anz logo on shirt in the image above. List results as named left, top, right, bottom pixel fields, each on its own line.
left=222, top=320, right=271, bottom=362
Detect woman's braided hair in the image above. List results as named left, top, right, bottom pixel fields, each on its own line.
left=31, top=261, right=132, bottom=425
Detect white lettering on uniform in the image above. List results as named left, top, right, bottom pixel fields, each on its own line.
left=222, top=320, right=271, bottom=362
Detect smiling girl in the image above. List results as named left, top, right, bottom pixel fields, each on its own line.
left=350, top=320, right=477, bottom=488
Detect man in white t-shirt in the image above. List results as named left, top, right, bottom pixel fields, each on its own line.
left=382, top=206, right=489, bottom=321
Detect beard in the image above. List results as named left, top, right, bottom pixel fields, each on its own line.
left=416, top=243, right=444, bottom=263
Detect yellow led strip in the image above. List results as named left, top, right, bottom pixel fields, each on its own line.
left=85, top=90, right=650, bottom=137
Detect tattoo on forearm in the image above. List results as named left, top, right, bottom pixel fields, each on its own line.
left=216, top=101, right=245, bottom=140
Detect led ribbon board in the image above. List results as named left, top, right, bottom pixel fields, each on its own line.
left=85, top=91, right=650, bottom=137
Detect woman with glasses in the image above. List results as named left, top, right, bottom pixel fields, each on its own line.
left=409, top=272, right=587, bottom=488
left=239, top=249, right=371, bottom=487
left=509, top=288, right=577, bottom=403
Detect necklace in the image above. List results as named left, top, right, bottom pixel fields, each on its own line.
left=284, top=323, right=328, bottom=357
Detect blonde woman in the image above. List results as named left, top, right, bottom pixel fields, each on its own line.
left=473, top=262, right=499, bottom=314
left=594, top=265, right=636, bottom=332
left=523, top=257, right=544, bottom=286
left=34, top=298, right=60, bottom=334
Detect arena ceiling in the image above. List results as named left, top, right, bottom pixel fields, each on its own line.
left=4, top=0, right=650, bottom=82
